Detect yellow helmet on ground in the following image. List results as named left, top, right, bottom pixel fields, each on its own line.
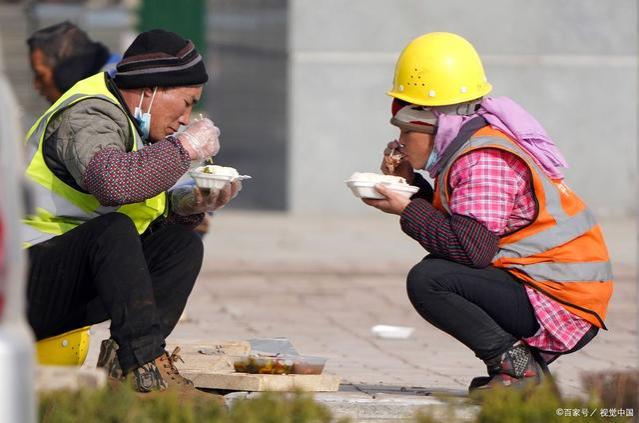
left=36, top=326, right=91, bottom=366
left=387, top=32, right=492, bottom=107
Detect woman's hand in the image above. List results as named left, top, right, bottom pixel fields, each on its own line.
left=362, top=184, right=411, bottom=215
left=380, top=140, right=414, bottom=184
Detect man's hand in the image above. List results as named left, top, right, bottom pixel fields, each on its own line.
left=171, top=180, right=241, bottom=215
left=194, top=215, right=211, bottom=235
left=380, top=140, right=414, bottom=184
left=177, top=118, right=221, bottom=161
left=362, top=184, right=411, bottom=215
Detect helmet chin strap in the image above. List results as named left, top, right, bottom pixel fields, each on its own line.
left=434, top=98, right=482, bottom=116
left=390, top=97, right=482, bottom=135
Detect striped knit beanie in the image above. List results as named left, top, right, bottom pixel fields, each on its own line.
left=113, top=29, right=208, bottom=89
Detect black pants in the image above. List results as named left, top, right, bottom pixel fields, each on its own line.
left=406, top=257, right=597, bottom=362
left=27, top=213, right=203, bottom=373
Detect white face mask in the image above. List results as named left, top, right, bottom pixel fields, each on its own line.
left=133, top=87, right=157, bottom=141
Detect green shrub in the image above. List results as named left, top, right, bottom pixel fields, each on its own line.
left=40, top=374, right=636, bottom=423
left=473, top=379, right=600, bottom=423
left=40, top=384, right=226, bottom=423
left=227, top=392, right=339, bottom=423
left=415, top=378, right=633, bottom=423
left=39, top=384, right=341, bottom=423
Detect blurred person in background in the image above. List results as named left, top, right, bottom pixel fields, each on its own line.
left=363, top=32, right=612, bottom=391
left=22, top=29, right=240, bottom=394
left=27, top=21, right=120, bottom=104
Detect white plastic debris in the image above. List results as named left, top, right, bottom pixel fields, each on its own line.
left=371, top=325, right=414, bottom=339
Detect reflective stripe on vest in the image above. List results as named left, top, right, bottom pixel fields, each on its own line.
left=22, top=73, right=166, bottom=246
left=494, top=209, right=597, bottom=260
left=507, top=261, right=613, bottom=283
left=436, top=134, right=612, bottom=281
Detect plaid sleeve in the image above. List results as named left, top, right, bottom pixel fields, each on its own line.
left=448, top=148, right=536, bottom=236
left=84, top=136, right=190, bottom=206
left=400, top=199, right=500, bottom=268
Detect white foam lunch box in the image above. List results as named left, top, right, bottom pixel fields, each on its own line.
left=190, top=165, right=251, bottom=190
left=345, top=180, right=419, bottom=200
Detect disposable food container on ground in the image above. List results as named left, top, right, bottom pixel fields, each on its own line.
left=371, top=324, right=415, bottom=339
left=232, top=354, right=327, bottom=375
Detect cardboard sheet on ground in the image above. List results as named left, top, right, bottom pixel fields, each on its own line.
left=167, top=338, right=340, bottom=392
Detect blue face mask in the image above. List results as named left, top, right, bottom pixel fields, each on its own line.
left=133, top=87, right=157, bottom=141
left=425, top=148, right=439, bottom=170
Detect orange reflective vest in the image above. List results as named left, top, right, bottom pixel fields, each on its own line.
left=432, top=123, right=613, bottom=329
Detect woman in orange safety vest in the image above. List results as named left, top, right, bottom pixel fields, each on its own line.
left=362, top=32, right=613, bottom=391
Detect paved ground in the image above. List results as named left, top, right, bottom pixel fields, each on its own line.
left=84, top=211, right=637, bottom=420
left=2, top=2, right=634, bottom=418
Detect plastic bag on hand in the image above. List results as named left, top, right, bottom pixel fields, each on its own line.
left=177, top=118, right=221, bottom=161
left=171, top=182, right=237, bottom=216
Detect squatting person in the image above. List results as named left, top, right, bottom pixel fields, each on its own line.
left=362, top=32, right=613, bottom=391
left=23, top=29, right=239, bottom=393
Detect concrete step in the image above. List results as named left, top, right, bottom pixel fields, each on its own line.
left=36, top=365, right=107, bottom=392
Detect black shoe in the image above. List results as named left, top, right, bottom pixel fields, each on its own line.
left=469, top=342, right=545, bottom=392
left=469, top=376, right=492, bottom=390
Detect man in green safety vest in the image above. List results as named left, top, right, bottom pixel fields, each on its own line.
left=23, top=29, right=237, bottom=394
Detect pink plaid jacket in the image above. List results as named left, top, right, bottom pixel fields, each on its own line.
left=448, top=148, right=592, bottom=352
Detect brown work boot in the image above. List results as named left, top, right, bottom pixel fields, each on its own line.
left=96, top=338, right=123, bottom=380
left=469, top=342, right=545, bottom=392
left=154, top=347, right=194, bottom=388
left=132, top=347, right=212, bottom=399
left=97, top=339, right=166, bottom=392
left=146, top=347, right=219, bottom=401
left=104, top=344, right=213, bottom=398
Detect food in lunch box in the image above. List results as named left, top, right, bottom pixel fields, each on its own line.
left=345, top=172, right=418, bottom=199
left=384, top=151, right=404, bottom=173
left=190, top=164, right=251, bottom=190
left=196, top=164, right=239, bottom=178
left=347, top=172, right=408, bottom=185
left=291, top=356, right=327, bottom=375
left=233, top=355, right=295, bottom=375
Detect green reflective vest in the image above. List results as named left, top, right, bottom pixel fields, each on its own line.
left=22, top=73, right=167, bottom=247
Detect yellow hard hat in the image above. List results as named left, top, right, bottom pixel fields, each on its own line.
left=36, top=326, right=91, bottom=366
left=387, top=32, right=492, bottom=106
